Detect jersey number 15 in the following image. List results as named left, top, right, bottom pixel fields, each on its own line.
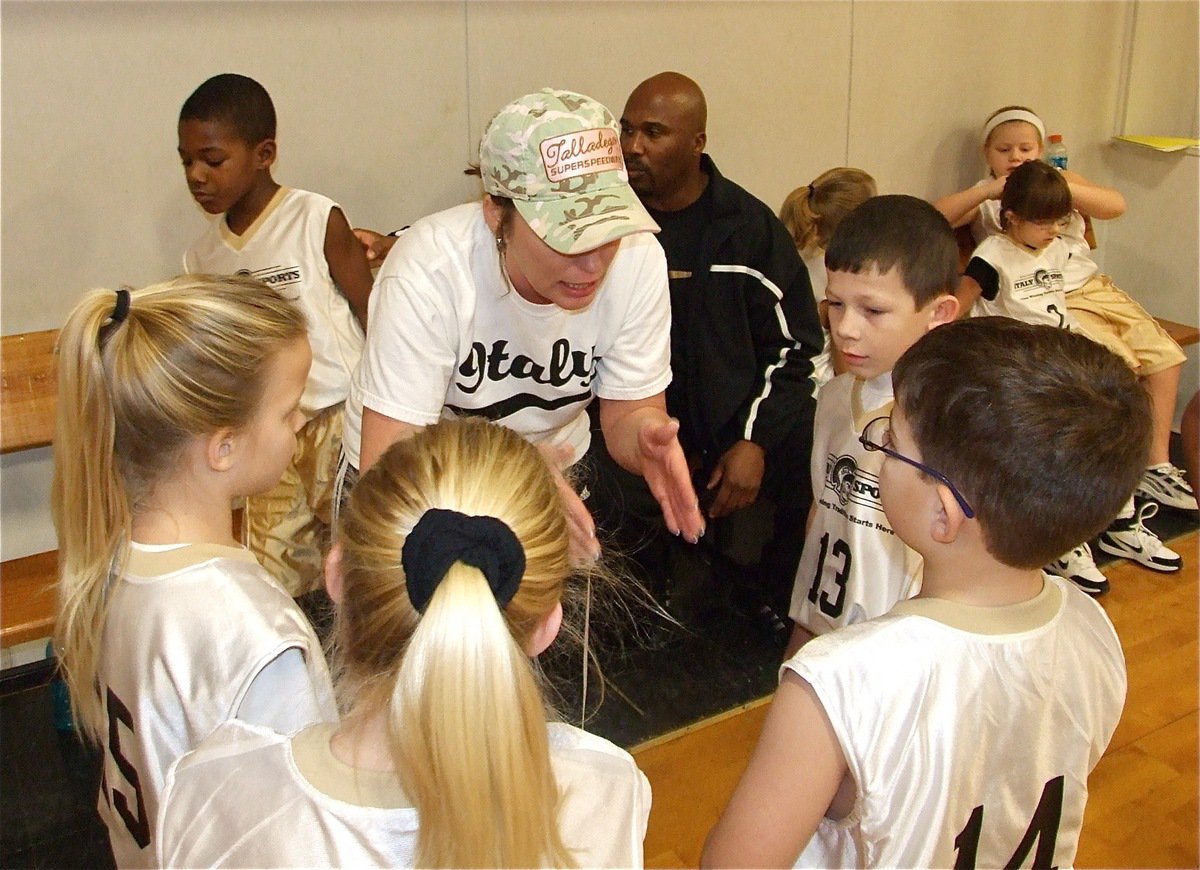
left=101, top=686, right=151, bottom=849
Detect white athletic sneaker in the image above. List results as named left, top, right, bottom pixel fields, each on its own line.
left=1098, top=500, right=1183, bottom=573
left=1136, top=463, right=1198, bottom=511
left=1045, top=542, right=1109, bottom=596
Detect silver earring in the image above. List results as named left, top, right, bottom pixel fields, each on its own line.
left=495, top=233, right=506, bottom=255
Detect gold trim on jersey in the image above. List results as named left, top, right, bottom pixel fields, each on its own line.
left=849, top=375, right=894, bottom=436
left=290, top=723, right=412, bottom=808
left=218, top=186, right=291, bottom=251
left=891, top=574, right=1063, bottom=635
left=125, top=542, right=257, bottom=577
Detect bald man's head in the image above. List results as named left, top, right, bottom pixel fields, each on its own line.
left=629, top=72, right=707, bottom=134
left=620, top=72, right=709, bottom=212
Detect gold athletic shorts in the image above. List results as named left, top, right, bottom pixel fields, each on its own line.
left=243, top=403, right=343, bottom=597
left=1067, top=274, right=1186, bottom=376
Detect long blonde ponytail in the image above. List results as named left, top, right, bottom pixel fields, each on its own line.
left=334, top=418, right=574, bottom=867
left=52, top=274, right=306, bottom=741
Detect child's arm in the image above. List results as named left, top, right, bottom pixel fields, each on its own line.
left=702, top=670, right=847, bottom=867
left=783, top=502, right=819, bottom=660
left=955, top=274, right=983, bottom=319
left=958, top=255, right=997, bottom=319
left=1060, top=169, right=1126, bottom=220
left=324, top=207, right=374, bottom=330
left=784, top=621, right=814, bottom=660
left=933, top=177, right=1005, bottom=229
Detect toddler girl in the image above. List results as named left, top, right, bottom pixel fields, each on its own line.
left=962, top=161, right=1182, bottom=592
left=935, top=106, right=1192, bottom=514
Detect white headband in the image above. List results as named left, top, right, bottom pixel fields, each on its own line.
left=983, top=109, right=1046, bottom=145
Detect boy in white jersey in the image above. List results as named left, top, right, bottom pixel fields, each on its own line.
left=705, top=318, right=1136, bottom=868
left=178, top=73, right=374, bottom=596
left=785, top=195, right=959, bottom=656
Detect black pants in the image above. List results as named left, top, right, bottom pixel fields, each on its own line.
left=583, top=423, right=813, bottom=616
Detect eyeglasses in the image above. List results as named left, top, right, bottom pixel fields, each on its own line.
left=859, top=416, right=976, bottom=519
left=1025, top=216, right=1072, bottom=231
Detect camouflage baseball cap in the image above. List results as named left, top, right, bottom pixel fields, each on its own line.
left=480, top=88, right=659, bottom=255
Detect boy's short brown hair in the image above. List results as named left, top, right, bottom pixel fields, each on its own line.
left=824, top=195, right=959, bottom=308
left=893, top=317, right=1150, bottom=568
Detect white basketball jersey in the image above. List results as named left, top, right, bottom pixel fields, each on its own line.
left=972, top=190, right=1097, bottom=291
left=157, top=719, right=651, bottom=868
left=970, top=235, right=1082, bottom=330
left=786, top=574, right=1126, bottom=869
left=184, top=187, right=364, bottom=416
left=97, top=543, right=336, bottom=868
left=802, top=249, right=834, bottom=390
left=790, top=374, right=922, bottom=636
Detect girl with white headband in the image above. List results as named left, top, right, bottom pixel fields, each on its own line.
left=933, top=105, right=1191, bottom=596
left=933, top=105, right=1126, bottom=233
left=156, top=417, right=651, bottom=868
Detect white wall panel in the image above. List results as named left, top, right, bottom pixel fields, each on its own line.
left=465, top=1, right=851, bottom=214
left=848, top=1, right=1128, bottom=204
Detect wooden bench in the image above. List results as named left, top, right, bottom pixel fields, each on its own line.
left=2, top=329, right=60, bottom=650
left=1158, top=318, right=1200, bottom=348
left=952, top=224, right=1198, bottom=348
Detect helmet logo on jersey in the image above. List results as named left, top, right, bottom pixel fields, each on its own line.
left=823, top=453, right=884, bottom=513
left=1014, top=268, right=1063, bottom=292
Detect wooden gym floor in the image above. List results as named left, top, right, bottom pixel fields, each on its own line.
left=1, top=530, right=1193, bottom=867
left=633, top=530, right=1200, bottom=869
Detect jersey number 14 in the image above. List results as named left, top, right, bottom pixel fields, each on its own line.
left=954, top=776, right=1064, bottom=869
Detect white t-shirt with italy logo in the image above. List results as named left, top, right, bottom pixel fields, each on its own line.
left=343, top=202, right=671, bottom=469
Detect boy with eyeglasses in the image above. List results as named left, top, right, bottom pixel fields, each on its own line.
left=784, top=195, right=959, bottom=658
left=705, top=317, right=1133, bottom=868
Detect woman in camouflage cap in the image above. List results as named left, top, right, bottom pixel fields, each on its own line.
left=342, top=88, right=705, bottom=564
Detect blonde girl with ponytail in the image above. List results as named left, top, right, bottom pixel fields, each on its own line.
left=156, top=417, right=651, bottom=868
left=779, top=168, right=878, bottom=387
left=52, top=274, right=337, bottom=868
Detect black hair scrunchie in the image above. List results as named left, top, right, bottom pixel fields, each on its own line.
left=98, top=287, right=132, bottom=344
left=401, top=508, right=526, bottom=613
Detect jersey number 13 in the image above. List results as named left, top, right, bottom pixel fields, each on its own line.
left=806, top=532, right=851, bottom=617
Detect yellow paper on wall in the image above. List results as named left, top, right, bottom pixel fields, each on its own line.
left=1114, top=135, right=1200, bottom=152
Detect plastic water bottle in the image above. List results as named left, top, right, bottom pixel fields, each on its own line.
left=1046, top=134, right=1069, bottom=170
left=46, top=640, right=75, bottom=733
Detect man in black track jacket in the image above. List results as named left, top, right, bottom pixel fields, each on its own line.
left=597, top=71, right=821, bottom=625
